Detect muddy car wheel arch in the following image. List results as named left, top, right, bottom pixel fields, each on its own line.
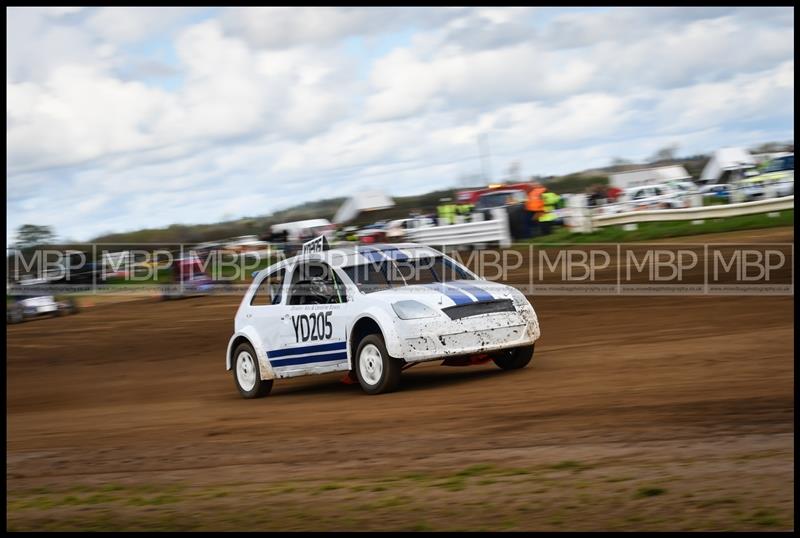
left=355, top=334, right=402, bottom=395
left=233, top=342, right=274, bottom=399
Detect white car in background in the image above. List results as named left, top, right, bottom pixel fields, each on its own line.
left=620, top=183, right=690, bottom=210
left=385, top=217, right=436, bottom=239
left=226, top=242, right=541, bottom=397
left=7, top=279, right=79, bottom=324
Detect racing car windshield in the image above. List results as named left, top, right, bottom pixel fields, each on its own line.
left=343, top=263, right=391, bottom=294
left=344, top=256, right=474, bottom=293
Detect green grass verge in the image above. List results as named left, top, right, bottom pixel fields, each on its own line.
left=525, top=209, right=793, bottom=244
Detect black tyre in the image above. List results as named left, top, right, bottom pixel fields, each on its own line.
left=354, top=333, right=402, bottom=395
left=57, top=297, right=79, bottom=316
left=232, top=342, right=273, bottom=399
left=493, top=344, right=535, bottom=370
left=7, top=304, right=24, bottom=325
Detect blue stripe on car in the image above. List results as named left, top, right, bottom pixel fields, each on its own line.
left=358, top=246, right=409, bottom=262
left=423, top=283, right=474, bottom=305
left=447, top=281, right=495, bottom=302
left=374, top=246, right=409, bottom=261
left=267, top=341, right=347, bottom=359
left=360, top=249, right=385, bottom=263
left=270, top=351, right=348, bottom=368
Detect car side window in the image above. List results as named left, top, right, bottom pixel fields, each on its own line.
left=287, top=261, right=345, bottom=305
left=250, top=267, right=286, bottom=306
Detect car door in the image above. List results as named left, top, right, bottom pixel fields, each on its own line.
left=246, top=265, right=290, bottom=359
left=273, top=258, right=351, bottom=377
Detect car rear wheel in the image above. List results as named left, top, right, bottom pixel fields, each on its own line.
left=233, top=342, right=273, bottom=399
left=7, top=304, right=24, bottom=324
left=493, top=344, right=534, bottom=370
left=57, top=297, right=79, bottom=316
left=355, top=334, right=402, bottom=395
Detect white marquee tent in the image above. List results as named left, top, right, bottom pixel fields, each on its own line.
left=609, top=165, right=691, bottom=189
left=700, top=147, right=757, bottom=184
left=333, top=191, right=395, bottom=224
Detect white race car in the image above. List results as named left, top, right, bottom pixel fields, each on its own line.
left=226, top=242, right=541, bottom=397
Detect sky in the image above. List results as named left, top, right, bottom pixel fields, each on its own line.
left=6, top=6, right=795, bottom=243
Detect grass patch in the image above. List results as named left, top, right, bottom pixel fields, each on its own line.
left=695, top=497, right=739, bottom=508
left=605, top=476, right=634, bottom=483
left=367, top=495, right=412, bottom=509
left=524, top=209, right=793, bottom=244
left=743, top=509, right=782, bottom=527
left=455, top=464, right=495, bottom=477
left=433, top=476, right=467, bottom=492
left=318, top=483, right=343, bottom=492
left=549, top=460, right=593, bottom=473
left=634, top=487, right=667, bottom=499
left=125, top=495, right=181, bottom=506
left=494, top=467, right=532, bottom=477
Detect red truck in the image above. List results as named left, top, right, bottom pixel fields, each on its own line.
left=456, top=182, right=535, bottom=205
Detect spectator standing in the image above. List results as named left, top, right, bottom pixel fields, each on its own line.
left=437, top=198, right=457, bottom=225
left=525, top=183, right=546, bottom=237
left=539, top=190, right=562, bottom=235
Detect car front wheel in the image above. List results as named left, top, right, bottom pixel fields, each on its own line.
left=355, top=334, right=402, bottom=395
left=493, top=344, right=534, bottom=370
left=233, top=342, right=273, bottom=399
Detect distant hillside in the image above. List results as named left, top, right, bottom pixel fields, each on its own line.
left=89, top=189, right=459, bottom=244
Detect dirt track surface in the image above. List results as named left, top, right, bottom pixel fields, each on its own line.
left=6, top=228, right=795, bottom=531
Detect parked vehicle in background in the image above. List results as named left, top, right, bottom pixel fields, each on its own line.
left=668, top=181, right=699, bottom=195
left=699, top=183, right=732, bottom=204
left=759, top=153, right=794, bottom=182
left=619, top=183, right=689, bottom=210
left=38, top=251, right=108, bottom=285
left=772, top=178, right=794, bottom=197
left=270, top=219, right=335, bottom=244
left=456, top=182, right=535, bottom=207
left=474, top=189, right=530, bottom=239
left=356, top=221, right=389, bottom=244
left=162, top=256, right=214, bottom=300
left=384, top=217, right=436, bottom=240
left=757, top=154, right=794, bottom=197
left=475, top=189, right=527, bottom=211
left=735, top=177, right=767, bottom=202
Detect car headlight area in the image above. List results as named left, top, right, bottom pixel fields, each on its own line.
left=391, top=300, right=441, bottom=320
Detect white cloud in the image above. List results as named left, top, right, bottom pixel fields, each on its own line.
left=85, top=7, right=197, bottom=44
left=218, top=7, right=469, bottom=49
